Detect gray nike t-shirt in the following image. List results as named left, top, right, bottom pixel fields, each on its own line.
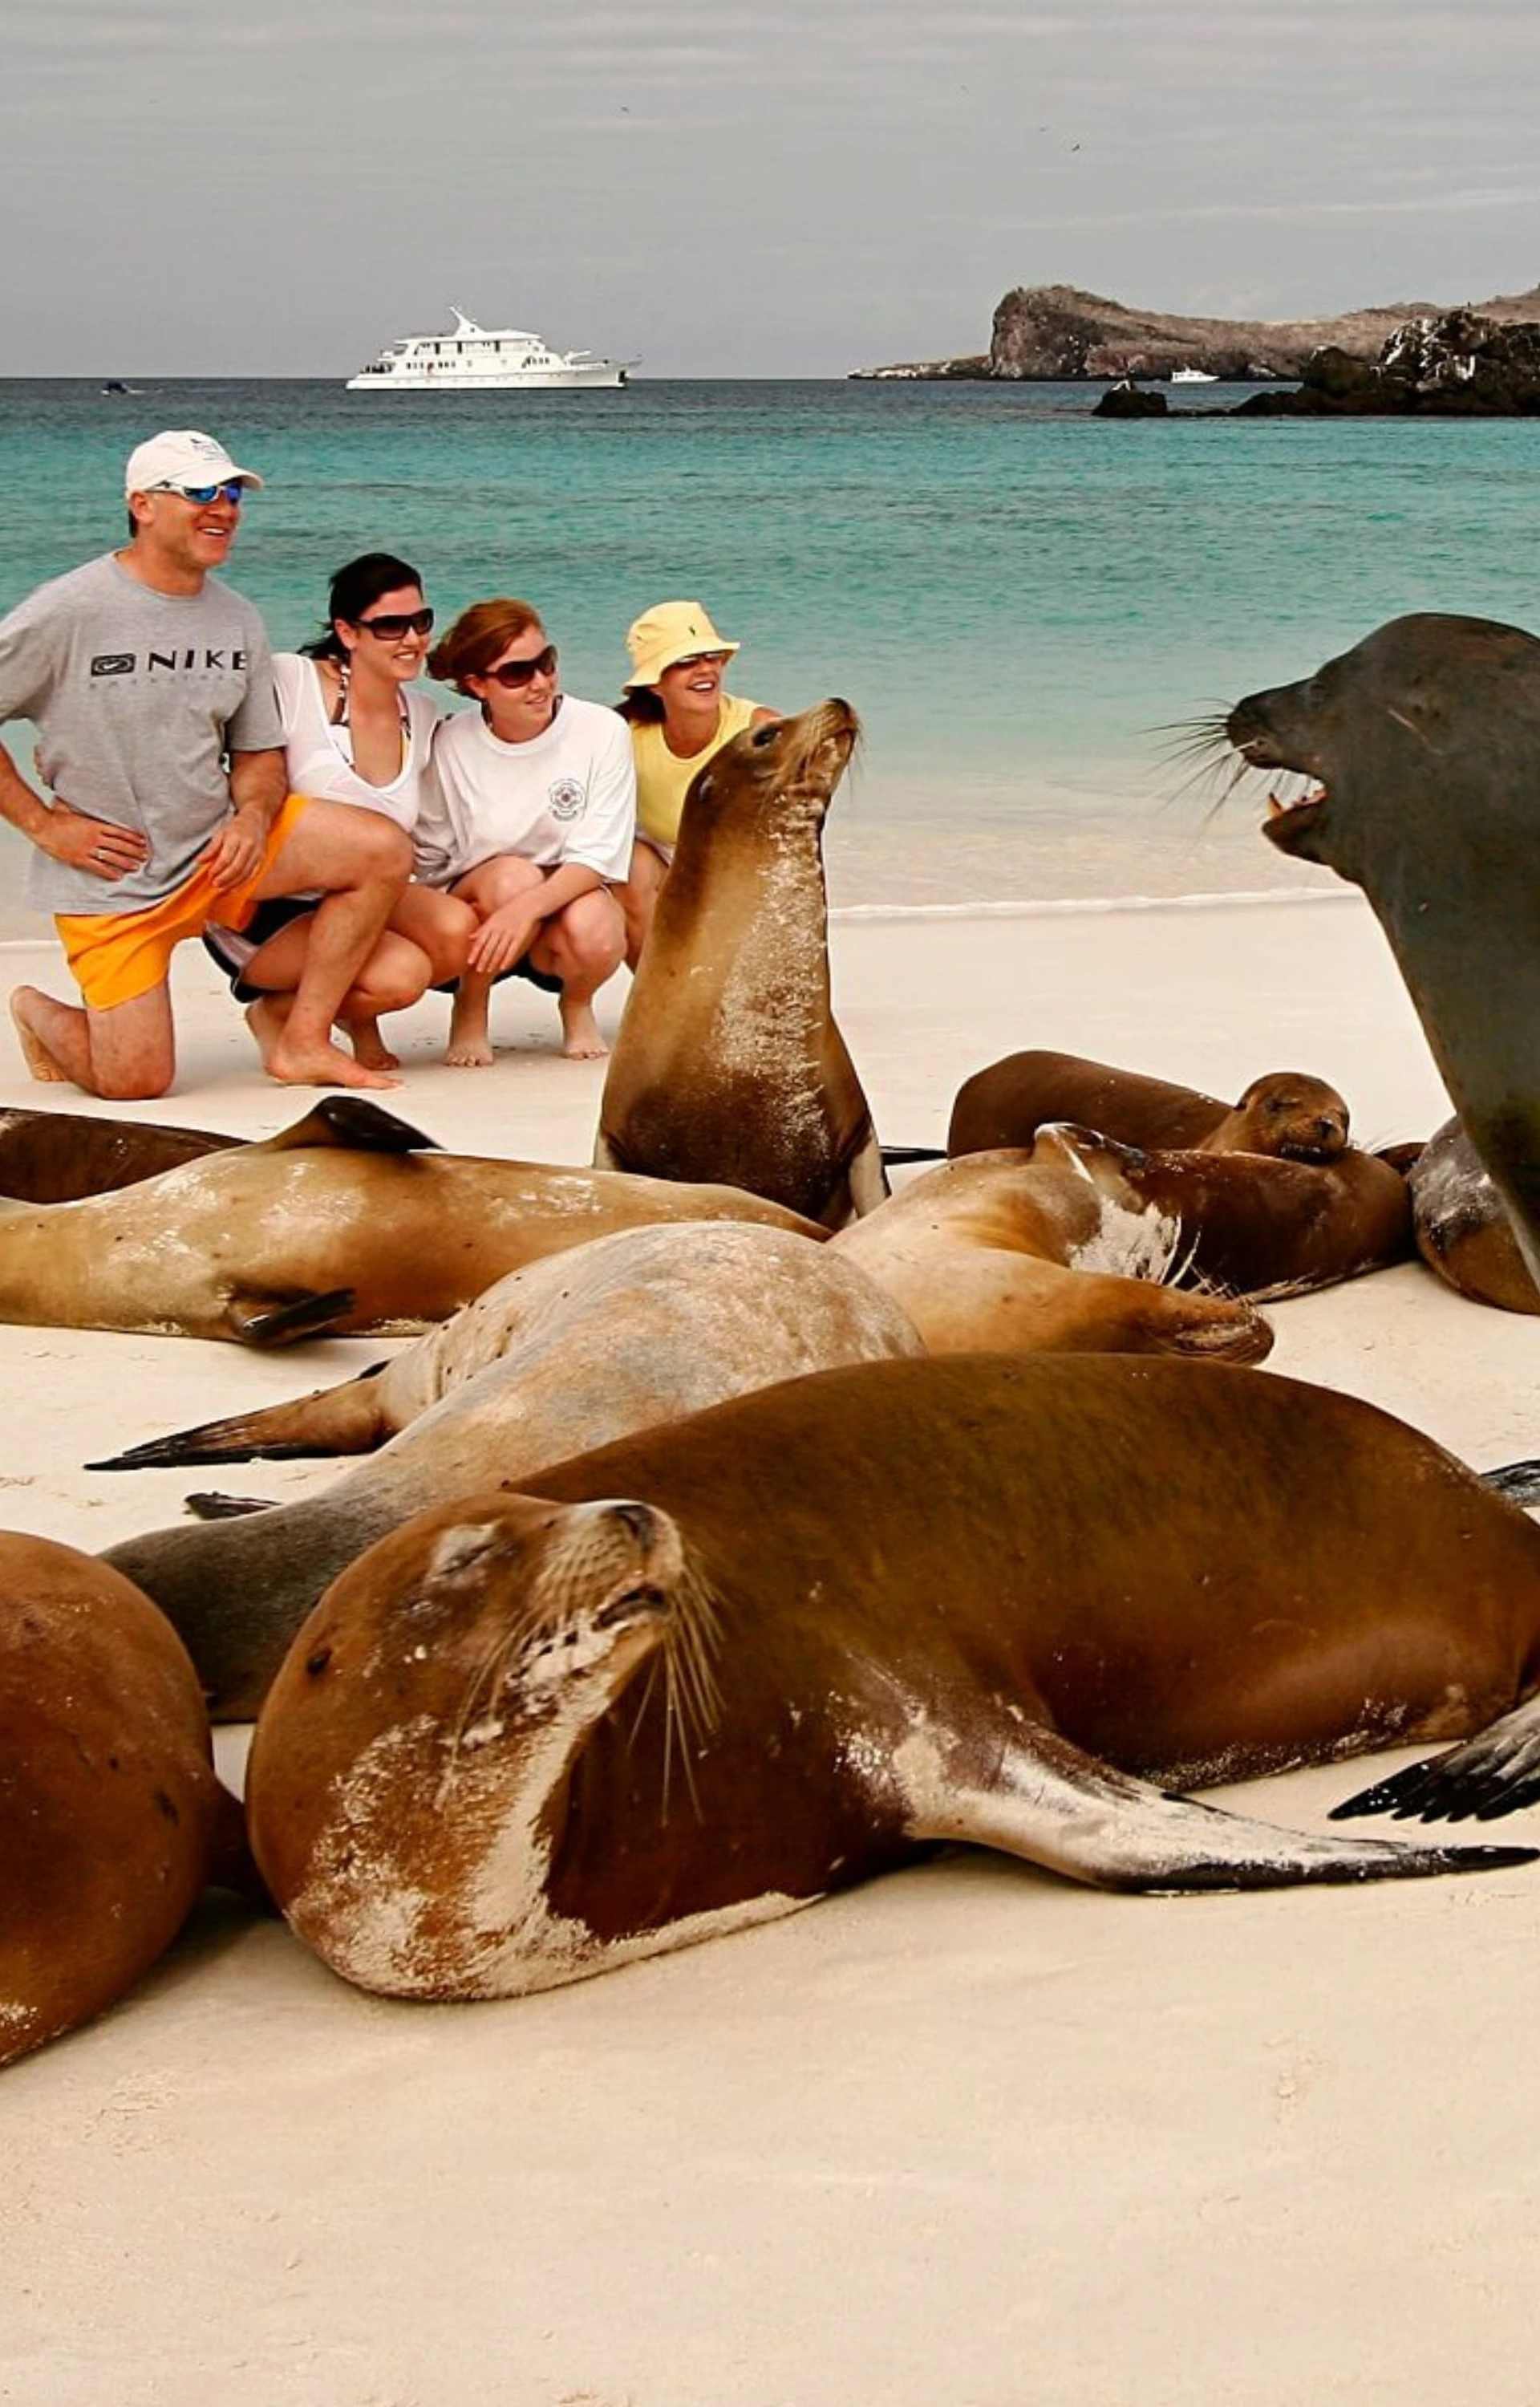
left=0, top=552, right=283, bottom=914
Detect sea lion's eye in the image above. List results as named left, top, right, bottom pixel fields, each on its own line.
left=752, top=725, right=777, bottom=747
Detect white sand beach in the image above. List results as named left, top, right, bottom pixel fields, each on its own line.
left=6, top=894, right=1540, bottom=2407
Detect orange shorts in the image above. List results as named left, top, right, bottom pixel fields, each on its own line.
left=55, top=794, right=312, bottom=1013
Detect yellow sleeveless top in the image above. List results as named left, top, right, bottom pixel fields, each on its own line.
left=632, top=693, right=761, bottom=846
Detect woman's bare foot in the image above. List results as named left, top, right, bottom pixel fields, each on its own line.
left=444, top=1033, right=494, bottom=1068
left=559, top=997, right=608, bottom=1060
left=9, top=988, right=69, bottom=1083
left=346, top=1017, right=401, bottom=1074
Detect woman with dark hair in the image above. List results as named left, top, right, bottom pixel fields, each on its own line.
left=611, top=599, right=776, bottom=968
left=205, top=553, right=474, bottom=1071
left=417, top=599, right=632, bottom=1065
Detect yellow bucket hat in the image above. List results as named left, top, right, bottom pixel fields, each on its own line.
left=624, top=600, right=740, bottom=688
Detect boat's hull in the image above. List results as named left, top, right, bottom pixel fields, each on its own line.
left=346, top=364, right=630, bottom=391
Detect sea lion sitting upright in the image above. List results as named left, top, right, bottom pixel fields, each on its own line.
left=594, top=700, right=888, bottom=1229
left=947, top=1049, right=1351, bottom=1163
left=0, top=1530, right=245, bottom=2067
left=0, top=1095, right=823, bottom=1345
left=242, top=1352, right=1540, bottom=2005
left=1229, top=611, right=1540, bottom=1281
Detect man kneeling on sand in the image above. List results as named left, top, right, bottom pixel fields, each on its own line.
left=0, top=429, right=407, bottom=1098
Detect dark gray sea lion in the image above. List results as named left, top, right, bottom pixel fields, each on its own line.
left=0, top=1107, right=234, bottom=1202
left=829, top=1134, right=1273, bottom=1358
left=594, top=700, right=888, bottom=1229
left=0, top=1098, right=823, bottom=1345
left=947, top=1051, right=1352, bottom=1163
left=0, top=1529, right=244, bottom=2067
left=1228, top=611, right=1540, bottom=1279
left=241, top=1352, right=1540, bottom=2003
left=1408, top=1114, right=1540, bottom=1313
left=101, top=1220, right=922, bottom=1716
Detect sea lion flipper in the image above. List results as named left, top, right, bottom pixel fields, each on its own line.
left=1480, top=1457, right=1540, bottom=1504
left=254, top=1098, right=440, bottom=1155
left=85, top=1362, right=393, bottom=1471
left=1330, top=1697, right=1540, bottom=1825
left=184, top=1492, right=278, bottom=1520
left=231, top=1289, right=358, bottom=1346
left=911, top=1727, right=1536, bottom=1888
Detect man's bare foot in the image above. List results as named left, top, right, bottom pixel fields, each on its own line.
left=559, top=999, right=609, bottom=1060
left=346, top=1019, right=401, bottom=1074
left=444, top=1035, right=494, bottom=1069
left=9, top=989, right=69, bottom=1083
left=264, top=1035, right=401, bottom=1091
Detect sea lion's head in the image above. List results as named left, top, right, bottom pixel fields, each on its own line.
left=1220, top=1073, right=1350, bottom=1163
left=685, top=697, right=860, bottom=836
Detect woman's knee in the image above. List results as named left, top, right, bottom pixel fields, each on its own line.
left=350, top=935, right=434, bottom=1013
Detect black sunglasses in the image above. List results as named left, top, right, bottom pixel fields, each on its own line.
left=482, top=643, right=558, bottom=688
left=356, top=607, right=435, bottom=640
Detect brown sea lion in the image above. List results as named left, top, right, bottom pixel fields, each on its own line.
left=0, top=1106, right=234, bottom=1202
left=0, top=1096, right=823, bottom=1345
left=1045, top=1125, right=1413, bottom=1298
left=0, top=1530, right=244, bottom=2067
left=947, top=1051, right=1352, bottom=1163
left=829, top=1134, right=1273, bottom=1359
left=241, top=1352, right=1540, bottom=2003
left=100, top=1221, right=922, bottom=1717
left=1228, top=612, right=1540, bottom=1281
left=1408, top=1115, right=1540, bottom=1314
left=594, top=700, right=888, bottom=1229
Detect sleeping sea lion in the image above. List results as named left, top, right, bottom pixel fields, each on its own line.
left=0, top=1106, right=233, bottom=1201
left=947, top=1051, right=1352, bottom=1163
left=1229, top=611, right=1540, bottom=1281
left=594, top=700, right=888, bottom=1228
left=0, top=1096, right=822, bottom=1345
left=241, top=1352, right=1540, bottom=2003
left=101, top=1221, right=922, bottom=1716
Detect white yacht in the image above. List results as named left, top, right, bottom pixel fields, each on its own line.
left=346, top=308, right=637, bottom=391
left=1169, top=365, right=1219, bottom=384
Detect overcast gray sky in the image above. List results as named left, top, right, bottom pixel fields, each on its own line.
left=8, top=0, right=1538, bottom=378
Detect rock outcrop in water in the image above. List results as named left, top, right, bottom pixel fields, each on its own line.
left=1236, top=310, right=1540, bottom=416
left=850, top=280, right=1540, bottom=384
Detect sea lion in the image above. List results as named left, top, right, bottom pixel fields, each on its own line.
left=0, top=1096, right=823, bottom=1346
left=241, top=1352, right=1540, bottom=2003
left=1228, top=611, right=1540, bottom=1281
left=829, top=1134, right=1273, bottom=1358
left=947, top=1051, right=1352, bottom=1164
left=1408, top=1114, right=1540, bottom=1314
left=0, top=1106, right=234, bottom=1202
left=1049, top=1125, right=1414, bottom=1298
left=0, top=1530, right=244, bottom=2066
left=594, top=700, right=888, bottom=1229
left=101, top=1221, right=922, bottom=1717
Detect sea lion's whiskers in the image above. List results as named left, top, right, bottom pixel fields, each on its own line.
left=658, top=1557, right=727, bottom=1824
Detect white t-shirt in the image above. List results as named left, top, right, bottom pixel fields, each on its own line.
left=416, top=695, right=636, bottom=887
left=274, top=652, right=438, bottom=834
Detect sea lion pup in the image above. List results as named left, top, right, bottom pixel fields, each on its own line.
left=1408, top=1115, right=1540, bottom=1314
left=0, top=1106, right=234, bottom=1202
left=0, top=1095, right=823, bottom=1346
left=0, top=1531, right=245, bottom=2067
left=241, top=1352, right=1540, bottom=2003
left=947, top=1050, right=1352, bottom=1163
left=1229, top=611, right=1540, bottom=1282
left=594, top=700, right=888, bottom=1229
left=829, top=1134, right=1272, bottom=1359
left=100, top=1222, right=922, bottom=1717
left=1044, top=1125, right=1412, bottom=1299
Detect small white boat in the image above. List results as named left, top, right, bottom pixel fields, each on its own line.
left=346, top=307, right=636, bottom=392
left=1170, top=366, right=1219, bottom=384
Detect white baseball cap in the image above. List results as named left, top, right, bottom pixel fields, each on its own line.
left=124, top=429, right=265, bottom=497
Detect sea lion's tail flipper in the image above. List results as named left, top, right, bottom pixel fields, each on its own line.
left=878, top=1143, right=946, bottom=1167
left=184, top=1492, right=278, bottom=1520
left=1330, top=1697, right=1540, bottom=1825
left=229, top=1288, right=358, bottom=1346
left=253, top=1098, right=441, bottom=1155
left=87, top=1360, right=393, bottom=1471
left=1480, top=1456, right=1540, bottom=1504
left=908, top=1724, right=1536, bottom=1889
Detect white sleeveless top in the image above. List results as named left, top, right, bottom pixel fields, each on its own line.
left=274, top=652, right=439, bottom=833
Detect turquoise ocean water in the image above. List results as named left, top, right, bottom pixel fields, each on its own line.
left=2, top=375, right=1538, bottom=931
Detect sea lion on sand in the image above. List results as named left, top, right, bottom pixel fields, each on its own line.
left=0, top=1106, right=233, bottom=1202
left=0, top=1531, right=243, bottom=2066
left=241, top=1353, right=1540, bottom=2003
left=101, top=1222, right=922, bottom=1717
left=0, top=1096, right=822, bottom=1345
left=594, top=700, right=887, bottom=1229
left=829, top=1134, right=1273, bottom=1358
left=1050, top=1125, right=1413, bottom=1298
left=1408, top=1115, right=1540, bottom=1314
left=1229, top=611, right=1540, bottom=1281
left=947, top=1051, right=1352, bottom=1164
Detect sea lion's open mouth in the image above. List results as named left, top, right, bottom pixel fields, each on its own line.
left=1263, top=780, right=1329, bottom=845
